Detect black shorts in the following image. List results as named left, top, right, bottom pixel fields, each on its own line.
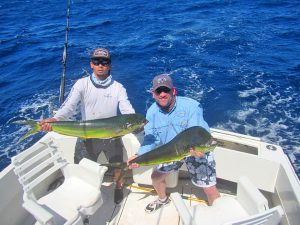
left=74, top=138, right=124, bottom=164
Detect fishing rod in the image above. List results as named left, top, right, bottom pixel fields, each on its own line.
left=59, top=0, right=71, bottom=106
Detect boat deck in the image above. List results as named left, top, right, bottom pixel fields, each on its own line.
left=3, top=132, right=299, bottom=225
left=89, top=174, right=235, bottom=225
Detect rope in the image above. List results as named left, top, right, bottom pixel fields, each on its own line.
left=59, top=0, right=71, bottom=106
left=129, top=184, right=208, bottom=204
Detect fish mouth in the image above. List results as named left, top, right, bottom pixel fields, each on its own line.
left=132, top=120, right=147, bottom=134
left=142, top=119, right=147, bottom=126
left=210, top=139, right=218, bottom=146
left=132, top=125, right=145, bottom=134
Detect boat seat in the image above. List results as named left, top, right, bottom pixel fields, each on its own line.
left=12, top=138, right=108, bottom=225
left=122, top=133, right=178, bottom=188
left=222, top=206, right=284, bottom=225
left=170, top=176, right=284, bottom=225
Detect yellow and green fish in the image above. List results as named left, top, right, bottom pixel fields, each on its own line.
left=14, top=113, right=146, bottom=143
left=131, top=126, right=216, bottom=166
left=104, top=126, right=217, bottom=169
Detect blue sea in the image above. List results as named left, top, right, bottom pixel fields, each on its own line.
left=1, top=0, right=299, bottom=176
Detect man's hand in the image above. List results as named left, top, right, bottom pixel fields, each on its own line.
left=38, top=118, right=58, bottom=131
left=127, top=154, right=140, bottom=169
left=190, top=148, right=205, bottom=158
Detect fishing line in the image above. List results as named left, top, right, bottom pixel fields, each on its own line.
left=59, top=0, right=71, bottom=106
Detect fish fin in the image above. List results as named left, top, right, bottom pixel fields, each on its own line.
left=108, top=137, right=121, bottom=141
left=115, top=129, right=123, bottom=135
left=100, top=162, right=127, bottom=169
left=13, top=120, right=41, bottom=144
left=132, top=127, right=144, bottom=134
left=101, top=162, right=128, bottom=182
left=117, top=169, right=129, bottom=183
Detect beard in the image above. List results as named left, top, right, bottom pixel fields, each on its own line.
left=156, top=95, right=176, bottom=112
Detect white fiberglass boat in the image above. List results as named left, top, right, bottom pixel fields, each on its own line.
left=0, top=127, right=299, bottom=225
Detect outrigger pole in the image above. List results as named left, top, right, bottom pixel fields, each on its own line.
left=59, top=0, right=71, bottom=106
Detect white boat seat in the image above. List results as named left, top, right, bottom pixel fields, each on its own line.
left=170, top=176, right=284, bottom=225
left=222, top=206, right=284, bottom=225
left=122, top=133, right=178, bottom=188
left=12, top=138, right=108, bottom=225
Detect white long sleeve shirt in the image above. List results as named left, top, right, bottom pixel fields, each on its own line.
left=54, top=76, right=135, bottom=121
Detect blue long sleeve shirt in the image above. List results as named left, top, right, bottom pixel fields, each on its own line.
left=137, top=96, right=210, bottom=155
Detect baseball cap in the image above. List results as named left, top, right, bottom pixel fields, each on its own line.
left=152, top=74, right=173, bottom=91
left=91, top=48, right=111, bottom=60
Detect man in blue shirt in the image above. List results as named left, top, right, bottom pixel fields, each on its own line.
left=128, top=74, right=220, bottom=213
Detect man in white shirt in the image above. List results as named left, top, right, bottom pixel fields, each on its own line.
left=40, top=48, right=135, bottom=204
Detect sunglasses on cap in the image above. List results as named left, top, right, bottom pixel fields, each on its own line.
left=91, top=58, right=111, bottom=66
left=155, top=86, right=171, bottom=95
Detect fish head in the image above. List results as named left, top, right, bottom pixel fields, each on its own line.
left=133, top=115, right=147, bottom=133
left=198, top=138, right=218, bottom=152
left=122, top=114, right=146, bottom=133
left=133, top=113, right=147, bottom=125
left=186, top=126, right=217, bottom=153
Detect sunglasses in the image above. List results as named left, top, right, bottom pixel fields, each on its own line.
left=91, top=58, right=111, bottom=66
left=155, top=86, right=171, bottom=95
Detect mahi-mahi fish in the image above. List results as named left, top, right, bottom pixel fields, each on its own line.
left=14, top=113, right=146, bottom=143
left=102, top=126, right=217, bottom=170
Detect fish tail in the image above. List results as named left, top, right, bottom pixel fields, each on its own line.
left=101, top=162, right=128, bottom=181
left=116, top=169, right=129, bottom=183
left=13, top=120, right=41, bottom=144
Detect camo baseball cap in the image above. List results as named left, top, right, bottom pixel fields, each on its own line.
left=91, top=48, right=111, bottom=59
left=152, top=74, right=173, bottom=90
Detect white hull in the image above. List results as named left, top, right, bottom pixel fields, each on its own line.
left=0, top=129, right=299, bottom=225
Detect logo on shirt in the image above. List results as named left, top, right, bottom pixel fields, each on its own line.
left=180, top=120, right=188, bottom=129
left=176, top=111, right=186, bottom=117
left=104, top=93, right=112, bottom=98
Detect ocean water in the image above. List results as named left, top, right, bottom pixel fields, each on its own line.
left=0, top=0, right=299, bottom=176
